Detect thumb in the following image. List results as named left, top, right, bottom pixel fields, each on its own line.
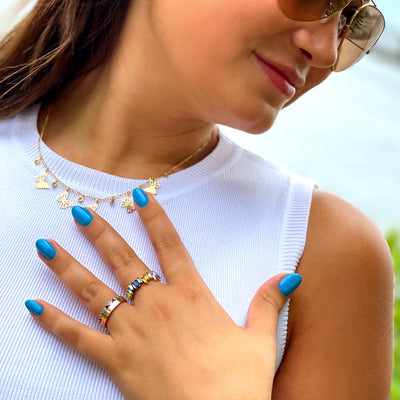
left=245, top=273, right=302, bottom=336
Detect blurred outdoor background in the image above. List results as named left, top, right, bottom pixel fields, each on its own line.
left=1, top=0, right=399, bottom=397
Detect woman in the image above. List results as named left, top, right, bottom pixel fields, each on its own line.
left=0, top=0, right=393, bottom=399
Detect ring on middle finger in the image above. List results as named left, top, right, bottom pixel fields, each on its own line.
left=126, top=271, right=161, bottom=302
left=98, top=295, right=127, bottom=328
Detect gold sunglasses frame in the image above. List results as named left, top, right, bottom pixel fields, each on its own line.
left=332, top=0, right=385, bottom=71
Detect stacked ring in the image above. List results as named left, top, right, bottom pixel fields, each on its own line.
left=126, top=271, right=161, bottom=301
left=98, top=295, right=127, bottom=328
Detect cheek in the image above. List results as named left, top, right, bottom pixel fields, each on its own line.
left=150, top=0, right=285, bottom=77
left=147, top=0, right=294, bottom=132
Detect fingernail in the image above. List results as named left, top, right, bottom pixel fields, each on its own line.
left=72, top=206, right=93, bottom=226
left=25, top=300, right=44, bottom=316
left=278, top=274, right=302, bottom=297
left=132, top=188, right=148, bottom=208
left=35, top=239, right=56, bottom=260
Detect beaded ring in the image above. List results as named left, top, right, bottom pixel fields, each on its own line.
left=126, top=271, right=161, bottom=302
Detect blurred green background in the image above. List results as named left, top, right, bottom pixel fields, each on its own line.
left=389, top=231, right=400, bottom=399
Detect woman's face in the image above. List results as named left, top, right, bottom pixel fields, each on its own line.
left=127, top=0, right=340, bottom=133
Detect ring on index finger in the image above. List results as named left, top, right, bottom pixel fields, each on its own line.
left=126, top=271, right=161, bottom=302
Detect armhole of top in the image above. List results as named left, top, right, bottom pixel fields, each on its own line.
left=274, top=173, right=315, bottom=373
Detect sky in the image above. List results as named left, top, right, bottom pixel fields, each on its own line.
left=378, top=0, right=400, bottom=30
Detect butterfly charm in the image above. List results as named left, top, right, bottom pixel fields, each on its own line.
left=56, top=190, right=74, bottom=209
left=120, top=194, right=134, bottom=213
left=35, top=172, right=50, bottom=189
left=142, top=178, right=161, bottom=195
left=88, top=201, right=99, bottom=212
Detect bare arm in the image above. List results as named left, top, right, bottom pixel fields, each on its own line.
left=272, top=189, right=394, bottom=400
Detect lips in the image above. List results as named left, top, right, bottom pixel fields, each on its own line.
left=253, top=52, right=305, bottom=97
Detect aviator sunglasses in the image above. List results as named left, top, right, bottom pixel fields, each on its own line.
left=277, top=0, right=385, bottom=71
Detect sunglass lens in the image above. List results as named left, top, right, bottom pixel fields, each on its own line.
left=334, top=6, right=385, bottom=71
left=278, top=0, right=350, bottom=21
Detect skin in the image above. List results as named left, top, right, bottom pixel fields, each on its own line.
left=273, top=191, right=393, bottom=399
left=40, top=0, right=336, bottom=177
left=31, top=0, right=393, bottom=398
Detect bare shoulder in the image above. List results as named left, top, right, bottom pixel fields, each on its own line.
left=272, top=189, right=394, bottom=400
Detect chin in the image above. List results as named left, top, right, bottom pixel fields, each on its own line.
left=285, top=68, right=333, bottom=108
left=222, top=102, right=280, bottom=135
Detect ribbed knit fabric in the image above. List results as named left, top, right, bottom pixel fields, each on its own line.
left=0, top=105, right=314, bottom=399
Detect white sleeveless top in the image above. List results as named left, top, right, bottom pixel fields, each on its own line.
left=0, top=106, right=314, bottom=399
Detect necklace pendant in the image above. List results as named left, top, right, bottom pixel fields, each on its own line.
left=142, top=178, right=161, bottom=195
left=35, top=172, right=50, bottom=189
left=56, top=190, right=74, bottom=209
left=120, top=194, right=134, bottom=213
left=88, top=201, right=99, bottom=212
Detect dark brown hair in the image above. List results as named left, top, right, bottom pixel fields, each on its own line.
left=0, top=0, right=130, bottom=118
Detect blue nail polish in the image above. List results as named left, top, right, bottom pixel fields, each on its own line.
left=25, top=300, right=44, bottom=316
left=278, top=274, right=302, bottom=297
left=132, top=188, right=148, bottom=208
left=72, top=206, right=93, bottom=226
left=35, top=239, right=56, bottom=260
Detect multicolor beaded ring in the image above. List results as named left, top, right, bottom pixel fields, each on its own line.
left=126, top=271, right=161, bottom=302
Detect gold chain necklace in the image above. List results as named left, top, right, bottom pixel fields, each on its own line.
left=34, top=111, right=213, bottom=213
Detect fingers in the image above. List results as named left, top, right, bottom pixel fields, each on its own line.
left=37, top=190, right=202, bottom=325
left=25, top=299, right=115, bottom=367
left=132, top=189, right=199, bottom=285
left=245, top=273, right=302, bottom=337
left=71, top=206, right=148, bottom=288
left=71, top=191, right=200, bottom=287
left=35, top=238, right=117, bottom=318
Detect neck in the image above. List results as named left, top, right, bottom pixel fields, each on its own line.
left=37, top=9, right=219, bottom=179
left=38, top=67, right=219, bottom=179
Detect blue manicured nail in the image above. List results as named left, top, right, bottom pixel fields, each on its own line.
left=72, top=206, right=93, bottom=226
left=35, top=239, right=56, bottom=260
left=25, top=300, right=43, bottom=316
left=132, top=188, right=148, bottom=208
left=278, top=274, right=302, bottom=297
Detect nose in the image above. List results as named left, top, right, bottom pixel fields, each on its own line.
left=291, top=14, right=341, bottom=68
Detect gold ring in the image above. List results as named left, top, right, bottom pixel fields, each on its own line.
left=98, top=295, right=127, bottom=328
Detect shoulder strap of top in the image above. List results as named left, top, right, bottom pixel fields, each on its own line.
left=274, top=172, right=315, bottom=371
left=279, top=173, right=315, bottom=273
